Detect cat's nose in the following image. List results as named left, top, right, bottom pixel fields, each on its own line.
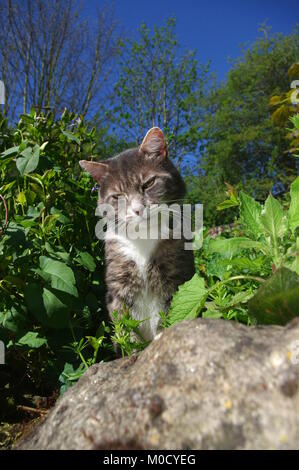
left=131, top=200, right=144, bottom=217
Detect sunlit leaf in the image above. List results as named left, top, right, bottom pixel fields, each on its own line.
left=168, top=274, right=207, bottom=325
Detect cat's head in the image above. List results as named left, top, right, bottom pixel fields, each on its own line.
left=79, top=127, right=185, bottom=225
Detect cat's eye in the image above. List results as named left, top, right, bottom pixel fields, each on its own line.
left=143, top=177, right=156, bottom=191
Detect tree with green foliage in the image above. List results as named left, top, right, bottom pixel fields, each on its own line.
left=191, top=26, right=299, bottom=226
left=269, top=62, right=299, bottom=158
left=110, top=18, right=209, bottom=167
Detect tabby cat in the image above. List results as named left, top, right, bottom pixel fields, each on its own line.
left=80, top=127, right=194, bottom=341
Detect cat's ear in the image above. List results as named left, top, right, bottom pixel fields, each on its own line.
left=79, top=160, right=108, bottom=182
left=140, top=127, right=168, bottom=159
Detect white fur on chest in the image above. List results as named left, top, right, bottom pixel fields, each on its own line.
left=132, top=290, right=164, bottom=341
left=107, top=232, right=163, bottom=340
left=119, top=233, right=157, bottom=271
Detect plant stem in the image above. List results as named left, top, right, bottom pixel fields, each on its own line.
left=69, top=322, right=88, bottom=370
left=208, top=275, right=265, bottom=295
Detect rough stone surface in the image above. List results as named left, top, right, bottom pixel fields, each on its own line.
left=17, top=318, right=299, bottom=450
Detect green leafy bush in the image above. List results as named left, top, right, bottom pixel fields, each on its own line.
left=0, top=109, right=111, bottom=401
left=166, top=177, right=299, bottom=328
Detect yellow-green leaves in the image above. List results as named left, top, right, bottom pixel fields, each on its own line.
left=16, top=191, right=27, bottom=206
left=217, top=183, right=239, bottom=211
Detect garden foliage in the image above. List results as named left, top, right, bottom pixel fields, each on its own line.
left=0, top=110, right=112, bottom=398
left=166, top=178, right=299, bottom=327
left=0, top=109, right=298, bottom=403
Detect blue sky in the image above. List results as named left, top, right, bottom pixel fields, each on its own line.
left=83, top=0, right=298, bottom=81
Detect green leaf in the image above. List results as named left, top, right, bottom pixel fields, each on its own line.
left=207, top=256, right=268, bottom=278
left=208, top=237, right=268, bottom=258
left=206, top=257, right=229, bottom=279
left=289, top=177, right=299, bottom=233
left=17, top=331, right=47, bottom=348
left=220, top=290, right=255, bottom=308
left=1, top=306, right=28, bottom=334
left=289, top=255, right=299, bottom=275
left=16, top=191, right=27, bottom=205
left=62, top=130, right=80, bottom=145
left=42, top=287, right=72, bottom=323
left=59, top=362, right=86, bottom=394
left=261, top=194, right=287, bottom=242
left=16, top=144, right=40, bottom=176
left=287, top=237, right=299, bottom=275
left=38, top=256, right=78, bottom=297
left=202, top=309, right=223, bottom=319
left=76, top=252, right=96, bottom=272
left=1, top=145, right=19, bottom=159
left=225, top=256, right=268, bottom=273
left=248, top=268, right=299, bottom=325
left=168, top=274, right=207, bottom=325
left=239, top=191, right=264, bottom=238
left=25, top=283, right=72, bottom=329
left=50, top=207, right=70, bottom=224
left=217, top=198, right=239, bottom=211
left=0, top=181, right=16, bottom=193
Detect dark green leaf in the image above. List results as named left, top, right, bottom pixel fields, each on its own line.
left=76, top=252, right=96, bottom=272
left=38, top=256, right=78, bottom=297
left=25, top=283, right=72, bottom=329
left=249, top=268, right=299, bottom=325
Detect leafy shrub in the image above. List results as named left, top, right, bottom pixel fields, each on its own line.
left=165, top=177, right=299, bottom=328
left=0, top=109, right=111, bottom=401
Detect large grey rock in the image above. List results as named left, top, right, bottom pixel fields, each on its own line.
left=17, top=318, right=299, bottom=449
